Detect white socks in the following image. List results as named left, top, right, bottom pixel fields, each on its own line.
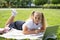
left=11, top=9, right=17, bottom=16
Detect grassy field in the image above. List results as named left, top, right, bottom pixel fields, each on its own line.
left=0, top=8, right=60, bottom=40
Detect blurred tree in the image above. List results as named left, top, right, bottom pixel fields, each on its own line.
left=34, top=0, right=48, bottom=5
left=51, top=0, right=60, bottom=4
left=20, top=0, right=32, bottom=7
left=0, top=0, right=60, bottom=8
left=0, top=0, right=6, bottom=8
left=5, top=0, right=11, bottom=7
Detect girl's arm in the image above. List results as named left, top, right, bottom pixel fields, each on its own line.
left=37, top=25, right=46, bottom=33
left=23, top=26, right=37, bottom=34
left=40, top=26, right=46, bottom=32
left=23, top=25, right=46, bottom=34
left=34, top=26, right=46, bottom=33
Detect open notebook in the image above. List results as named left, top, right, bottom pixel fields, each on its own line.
left=0, top=28, right=44, bottom=39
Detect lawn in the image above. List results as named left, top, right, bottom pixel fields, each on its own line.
left=0, top=8, right=60, bottom=40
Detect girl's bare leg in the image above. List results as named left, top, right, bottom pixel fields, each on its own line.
left=5, top=9, right=17, bottom=26
left=0, top=9, right=17, bottom=33
left=4, top=9, right=17, bottom=33
left=5, top=16, right=15, bottom=26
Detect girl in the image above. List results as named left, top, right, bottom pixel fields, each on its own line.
left=0, top=9, right=46, bottom=34
left=22, top=11, right=46, bottom=34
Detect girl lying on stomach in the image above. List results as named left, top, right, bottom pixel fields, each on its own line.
left=0, top=9, right=47, bottom=35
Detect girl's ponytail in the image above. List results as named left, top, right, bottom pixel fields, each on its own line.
left=41, top=13, right=46, bottom=30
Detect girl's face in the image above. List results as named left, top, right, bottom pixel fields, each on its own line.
left=33, top=12, right=41, bottom=25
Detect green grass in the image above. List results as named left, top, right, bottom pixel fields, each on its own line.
left=0, top=8, right=60, bottom=40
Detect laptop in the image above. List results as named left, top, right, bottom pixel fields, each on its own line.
left=42, top=25, right=60, bottom=40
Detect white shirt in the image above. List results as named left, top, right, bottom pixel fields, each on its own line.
left=22, top=19, right=42, bottom=30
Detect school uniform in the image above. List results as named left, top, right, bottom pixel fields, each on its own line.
left=9, top=19, right=42, bottom=31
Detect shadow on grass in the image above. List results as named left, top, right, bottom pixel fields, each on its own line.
left=43, top=25, right=60, bottom=40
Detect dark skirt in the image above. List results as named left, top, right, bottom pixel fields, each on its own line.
left=9, top=21, right=25, bottom=30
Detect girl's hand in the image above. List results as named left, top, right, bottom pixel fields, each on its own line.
left=35, top=29, right=40, bottom=34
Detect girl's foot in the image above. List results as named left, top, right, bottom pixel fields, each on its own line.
left=0, top=28, right=4, bottom=34
left=11, top=9, right=17, bottom=16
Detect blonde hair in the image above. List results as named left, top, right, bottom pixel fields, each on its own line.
left=26, top=11, right=47, bottom=30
